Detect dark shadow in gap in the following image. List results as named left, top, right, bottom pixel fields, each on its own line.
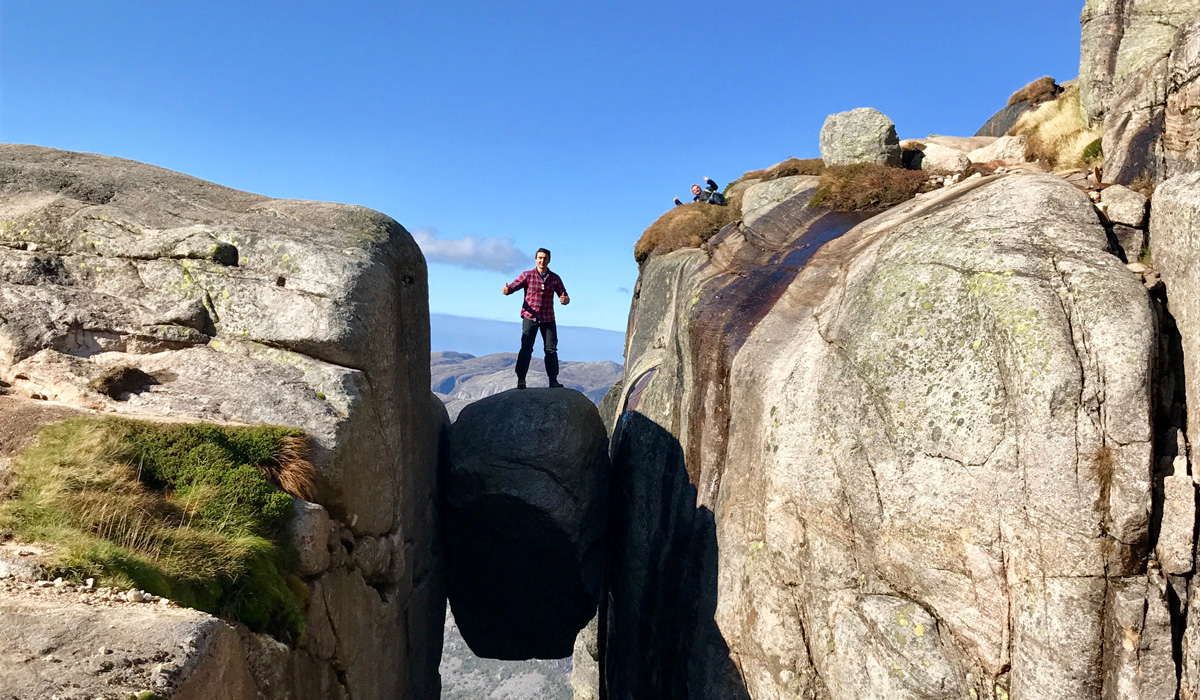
left=599, top=409, right=750, bottom=700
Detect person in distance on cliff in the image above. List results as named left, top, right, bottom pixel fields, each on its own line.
left=502, top=248, right=570, bottom=390
left=689, top=176, right=726, bottom=205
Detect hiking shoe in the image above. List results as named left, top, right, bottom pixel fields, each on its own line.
left=548, top=380, right=564, bottom=388
left=517, top=379, right=527, bottom=390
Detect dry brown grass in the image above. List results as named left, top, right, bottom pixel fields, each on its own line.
left=634, top=191, right=743, bottom=264
left=1130, top=173, right=1156, bottom=198
left=634, top=157, right=824, bottom=263
left=738, top=158, right=825, bottom=183
left=1010, top=85, right=1102, bottom=169
left=1007, top=76, right=1061, bottom=107
left=262, top=434, right=316, bottom=500
left=807, top=164, right=928, bottom=212
left=1093, top=443, right=1114, bottom=510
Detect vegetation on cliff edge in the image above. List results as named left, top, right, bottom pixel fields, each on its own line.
left=634, top=190, right=743, bottom=264
left=808, top=163, right=929, bottom=211
left=1007, top=76, right=1061, bottom=107
left=0, top=417, right=314, bottom=641
left=634, top=157, right=826, bottom=263
left=735, top=157, right=825, bottom=184
left=1009, top=84, right=1102, bottom=169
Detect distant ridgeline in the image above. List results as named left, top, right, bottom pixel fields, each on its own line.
left=431, top=313, right=626, bottom=364
left=431, top=351, right=623, bottom=421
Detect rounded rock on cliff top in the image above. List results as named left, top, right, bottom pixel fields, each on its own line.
left=819, top=107, right=903, bottom=168
left=444, top=387, right=610, bottom=660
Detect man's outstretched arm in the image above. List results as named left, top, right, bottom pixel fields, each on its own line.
left=554, top=276, right=570, bottom=305
left=502, top=271, right=528, bottom=295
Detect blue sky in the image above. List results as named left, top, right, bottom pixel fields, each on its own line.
left=1, top=1, right=1084, bottom=332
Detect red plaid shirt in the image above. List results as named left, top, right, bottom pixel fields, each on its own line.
left=507, top=269, right=568, bottom=322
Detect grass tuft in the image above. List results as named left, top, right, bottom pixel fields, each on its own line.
left=807, top=163, right=929, bottom=212
left=0, top=417, right=313, bottom=641
left=1130, top=174, right=1156, bottom=198
left=1007, top=76, right=1061, bottom=107
left=1010, top=85, right=1102, bottom=169
left=634, top=192, right=742, bottom=264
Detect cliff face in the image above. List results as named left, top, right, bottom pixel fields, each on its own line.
left=0, top=144, right=444, bottom=700
left=604, top=174, right=1170, bottom=698
left=1080, top=0, right=1200, bottom=184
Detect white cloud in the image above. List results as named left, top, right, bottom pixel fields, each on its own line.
left=412, top=227, right=529, bottom=274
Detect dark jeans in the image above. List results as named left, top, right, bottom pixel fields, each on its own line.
left=516, top=318, right=558, bottom=381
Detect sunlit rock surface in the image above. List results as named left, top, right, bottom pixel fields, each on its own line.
left=605, top=174, right=1159, bottom=699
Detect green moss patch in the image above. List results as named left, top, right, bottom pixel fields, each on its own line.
left=0, top=417, right=313, bottom=641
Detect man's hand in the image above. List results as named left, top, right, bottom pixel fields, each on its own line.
left=502, top=285, right=511, bottom=295
left=560, top=293, right=570, bottom=305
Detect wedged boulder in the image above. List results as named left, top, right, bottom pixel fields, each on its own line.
left=445, top=388, right=609, bottom=660
left=0, top=145, right=444, bottom=700
left=609, top=174, right=1159, bottom=698
left=819, top=108, right=902, bottom=167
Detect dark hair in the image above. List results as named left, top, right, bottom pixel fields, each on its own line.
left=536, top=248, right=551, bottom=258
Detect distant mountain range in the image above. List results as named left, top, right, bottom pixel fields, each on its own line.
left=431, top=313, right=626, bottom=363
left=432, top=351, right=623, bottom=421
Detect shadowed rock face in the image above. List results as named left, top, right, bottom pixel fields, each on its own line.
left=609, top=174, right=1161, bottom=699
left=1153, top=169, right=1200, bottom=700
left=445, top=388, right=610, bottom=660
left=975, top=99, right=1033, bottom=137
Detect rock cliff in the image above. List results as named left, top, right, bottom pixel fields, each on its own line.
left=1079, top=0, right=1200, bottom=183
left=0, top=144, right=444, bottom=700
left=603, top=172, right=1167, bottom=698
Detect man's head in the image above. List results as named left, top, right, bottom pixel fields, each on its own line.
left=691, top=184, right=702, bottom=195
left=535, top=248, right=551, bottom=272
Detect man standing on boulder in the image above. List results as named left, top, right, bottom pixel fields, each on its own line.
left=502, top=248, right=570, bottom=389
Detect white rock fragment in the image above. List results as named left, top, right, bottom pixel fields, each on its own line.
left=1101, top=184, right=1150, bottom=228
left=288, top=499, right=332, bottom=576
left=1158, top=456, right=1196, bottom=575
